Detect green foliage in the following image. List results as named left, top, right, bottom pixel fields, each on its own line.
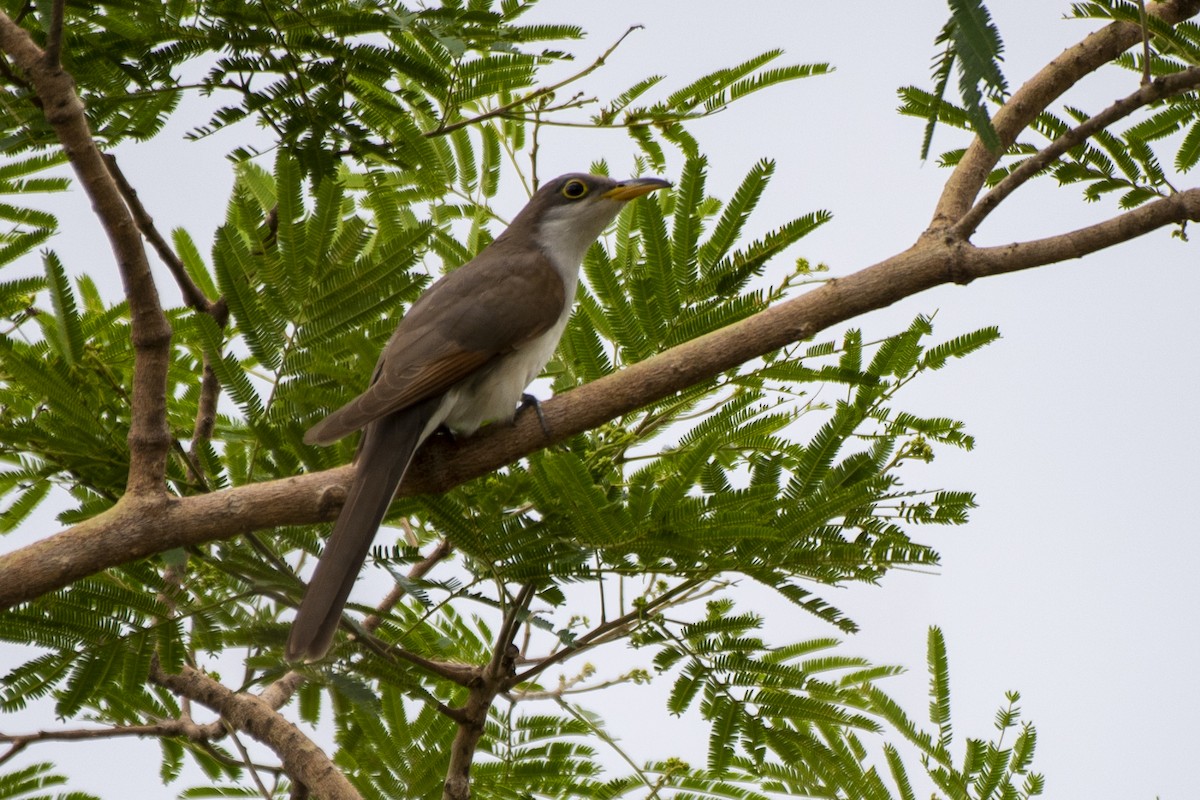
left=595, top=53, right=832, bottom=169
left=0, top=254, right=132, bottom=528
left=0, top=0, right=825, bottom=184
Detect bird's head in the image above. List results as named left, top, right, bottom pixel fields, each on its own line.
left=512, top=173, right=672, bottom=268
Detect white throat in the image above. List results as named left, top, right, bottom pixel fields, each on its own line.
left=534, top=202, right=618, bottom=287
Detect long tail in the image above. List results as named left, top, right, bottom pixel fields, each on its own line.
left=286, top=398, right=441, bottom=661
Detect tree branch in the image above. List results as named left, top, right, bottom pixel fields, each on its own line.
left=0, top=718, right=222, bottom=768
left=490, top=583, right=534, bottom=676
left=362, top=537, right=453, bottom=634
left=102, top=153, right=223, bottom=320
left=973, top=187, right=1200, bottom=274
left=512, top=580, right=701, bottom=685
left=357, top=630, right=482, bottom=686
left=442, top=584, right=533, bottom=800
left=150, top=660, right=361, bottom=800
left=6, top=2, right=1200, bottom=622
left=101, top=153, right=230, bottom=475
left=957, top=66, right=1200, bottom=237
left=6, top=181, right=1200, bottom=607
left=929, top=0, right=1200, bottom=231
left=190, top=356, right=224, bottom=471
left=0, top=12, right=173, bottom=497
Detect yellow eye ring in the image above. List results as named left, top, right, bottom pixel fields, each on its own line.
left=561, top=179, right=589, bottom=199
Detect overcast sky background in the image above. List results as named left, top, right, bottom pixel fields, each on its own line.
left=3, top=2, right=1198, bottom=797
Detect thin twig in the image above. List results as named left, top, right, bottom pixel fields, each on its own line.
left=0, top=717, right=226, bottom=759
left=427, top=25, right=642, bottom=137
left=1138, top=0, right=1153, bottom=85
left=490, top=583, right=535, bottom=677
left=509, top=671, right=640, bottom=701
left=244, top=531, right=296, bottom=577
left=493, top=110, right=706, bottom=130
left=512, top=580, right=701, bottom=685
left=0, top=741, right=25, bottom=767
left=530, top=103, right=542, bottom=191
left=227, top=728, right=274, bottom=800
left=43, top=0, right=64, bottom=66
left=357, top=630, right=480, bottom=687
left=103, top=153, right=222, bottom=320
left=362, top=538, right=453, bottom=634
left=554, top=698, right=657, bottom=794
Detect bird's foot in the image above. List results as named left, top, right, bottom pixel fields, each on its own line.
left=517, top=393, right=551, bottom=438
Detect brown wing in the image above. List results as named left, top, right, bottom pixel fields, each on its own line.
left=305, top=246, right=566, bottom=445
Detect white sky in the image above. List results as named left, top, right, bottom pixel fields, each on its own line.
left=2, top=2, right=1198, bottom=798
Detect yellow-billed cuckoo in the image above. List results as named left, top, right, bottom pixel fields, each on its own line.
left=287, top=173, right=671, bottom=661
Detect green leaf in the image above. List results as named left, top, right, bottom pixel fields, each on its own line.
left=927, top=625, right=953, bottom=749
left=1177, top=119, right=1200, bottom=172
left=42, top=251, right=85, bottom=366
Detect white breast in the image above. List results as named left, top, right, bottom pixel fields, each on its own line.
left=436, top=204, right=595, bottom=436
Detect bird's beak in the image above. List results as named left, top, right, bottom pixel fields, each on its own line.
left=603, top=177, right=672, bottom=201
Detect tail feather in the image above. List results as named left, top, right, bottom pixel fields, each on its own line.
left=287, top=398, right=441, bottom=661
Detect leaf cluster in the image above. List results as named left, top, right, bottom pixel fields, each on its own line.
left=865, top=628, right=1045, bottom=800
left=0, top=762, right=99, bottom=800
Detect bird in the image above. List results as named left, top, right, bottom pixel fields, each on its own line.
left=286, top=173, right=671, bottom=661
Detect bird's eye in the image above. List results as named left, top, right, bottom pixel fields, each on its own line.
left=561, top=179, right=589, bottom=199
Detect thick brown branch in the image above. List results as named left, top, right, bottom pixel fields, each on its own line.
left=5, top=183, right=1200, bottom=608
left=958, top=66, right=1200, bottom=237
left=973, top=187, right=1200, bottom=274
left=443, top=685, right=492, bottom=800
left=259, top=670, right=306, bottom=711
left=0, top=13, right=172, bottom=497
left=930, top=0, right=1200, bottom=230
left=150, top=661, right=360, bottom=800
